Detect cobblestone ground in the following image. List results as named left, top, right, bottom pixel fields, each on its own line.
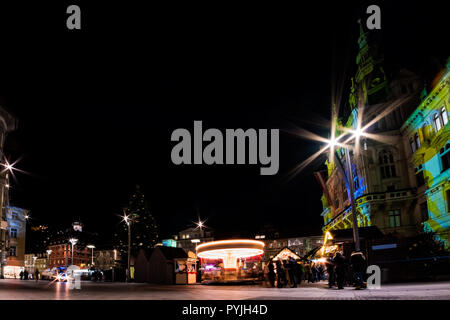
left=0, top=279, right=449, bottom=300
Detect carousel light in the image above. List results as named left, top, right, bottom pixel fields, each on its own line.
left=196, top=239, right=264, bottom=270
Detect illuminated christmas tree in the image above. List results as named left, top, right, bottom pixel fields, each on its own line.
left=117, top=185, right=159, bottom=257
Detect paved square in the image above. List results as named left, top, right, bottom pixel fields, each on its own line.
left=1, top=279, right=449, bottom=300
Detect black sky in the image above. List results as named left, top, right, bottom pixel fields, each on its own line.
left=0, top=1, right=447, bottom=243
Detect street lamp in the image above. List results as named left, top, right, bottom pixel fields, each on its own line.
left=326, top=130, right=363, bottom=252
left=69, top=238, right=78, bottom=266
left=32, top=256, right=37, bottom=278
left=122, top=211, right=132, bottom=282
left=46, top=249, right=52, bottom=269
left=87, top=245, right=95, bottom=266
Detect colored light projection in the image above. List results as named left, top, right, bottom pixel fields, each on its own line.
left=196, top=240, right=264, bottom=270
left=402, top=64, right=450, bottom=247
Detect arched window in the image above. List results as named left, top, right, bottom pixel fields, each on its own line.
left=414, top=132, right=420, bottom=149
left=379, top=150, right=397, bottom=179
left=409, top=138, right=415, bottom=153
left=441, top=106, right=448, bottom=126
left=434, top=113, right=442, bottom=132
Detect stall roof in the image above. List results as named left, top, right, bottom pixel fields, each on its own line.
left=272, top=247, right=301, bottom=261
left=328, top=226, right=384, bottom=242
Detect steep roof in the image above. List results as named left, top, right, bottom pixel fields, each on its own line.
left=156, top=246, right=187, bottom=260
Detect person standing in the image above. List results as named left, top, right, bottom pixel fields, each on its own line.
left=326, top=257, right=335, bottom=288
left=288, top=257, right=297, bottom=288
left=350, top=251, right=367, bottom=289
left=19, top=270, right=24, bottom=280
left=275, top=260, right=284, bottom=288
left=333, top=252, right=346, bottom=289
left=268, top=261, right=275, bottom=287
left=34, top=269, right=39, bottom=282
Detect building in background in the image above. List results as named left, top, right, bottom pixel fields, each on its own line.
left=95, top=249, right=121, bottom=271
left=173, top=227, right=214, bottom=255
left=0, top=105, right=17, bottom=278
left=316, top=21, right=450, bottom=249
left=47, top=220, right=97, bottom=268
left=401, top=62, right=449, bottom=246
left=3, top=206, right=28, bottom=278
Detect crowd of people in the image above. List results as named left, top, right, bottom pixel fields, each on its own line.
left=264, top=250, right=368, bottom=290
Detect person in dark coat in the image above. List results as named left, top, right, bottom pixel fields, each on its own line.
left=23, top=270, right=29, bottom=280
left=350, top=251, right=367, bottom=289
left=326, top=257, right=335, bottom=288
left=268, top=261, right=275, bottom=288
left=275, top=260, right=285, bottom=288
left=288, top=257, right=297, bottom=287
left=19, top=270, right=24, bottom=280
left=34, top=269, right=39, bottom=282
left=296, top=260, right=304, bottom=285
left=333, top=252, right=346, bottom=289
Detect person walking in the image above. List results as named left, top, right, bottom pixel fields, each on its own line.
left=268, top=261, right=275, bottom=287
left=23, top=270, right=29, bottom=280
left=350, top=251, right=367, bottom=289
left=34, top=269, right=40, bottom=282
left=296, top=261, right=304, bottom=285
left=305, top=262, right=312, bottom=283
left=275, top=260, right=284, bottom=288
left=299, top=261, right=306, bottom=284
left=288, top=257, right=297, bottom=288
left=326, top=257, right=335, bottom=288
left=19, top=270, right=24, bottom=280
left=333, top=252, right=346, bottom=289
left=283, top=260, right=291, bottom=287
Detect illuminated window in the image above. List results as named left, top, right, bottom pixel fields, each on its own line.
left=441, top=107, right=448, bottom=125
left=388, top=210, right=401, bottom=227
left=409, top=138, right=415, bottom=153
left=434, top=113, right=442, bottom=132
left=414, top=133, right=420, bottom=149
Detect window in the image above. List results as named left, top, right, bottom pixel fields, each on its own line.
left=441, top=107, right=448, bottom=126
left=420, top=202, right=429, bottom=222
left=416, top=170, right=425, bottom=186
left=447, top=190, right=450, bottom=213
left=434, top=113, right=442, bottom=132
left=409, top=138, right=415, bottom=153
left=379, top=150, right=397, bottom=179
left=9, top=246, right=17, bottom=256
left=10, top=228, right=17, bottom=238
left=388, top=210, right=401, bottom=227
left=414, top=133, right=420, bottom=149
left=441, top=148, right=450, bottom=172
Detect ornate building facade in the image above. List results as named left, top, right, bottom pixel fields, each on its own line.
left=401, top=64, right=449, bottom=246
left=318, top=22, right=449, bottom=248
left=0, top=105, right=17, bottom=278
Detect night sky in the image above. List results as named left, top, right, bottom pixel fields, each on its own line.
left=0, top=1, right=447, bottom=244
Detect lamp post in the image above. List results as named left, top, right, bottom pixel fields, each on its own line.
left=32, top=256, right=37, bottom=278
left=122, top=212, right=132, bottom=282
left=46, top=249, right=52, bottom=269
left=69, top=238, right=78, bottom=266
left=327, top=129, right=362, bottom=252
left=87, top=245, right=95, bottom=267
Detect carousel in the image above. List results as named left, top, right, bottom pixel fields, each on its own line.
left=196, top=239, right=264, bottom=283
